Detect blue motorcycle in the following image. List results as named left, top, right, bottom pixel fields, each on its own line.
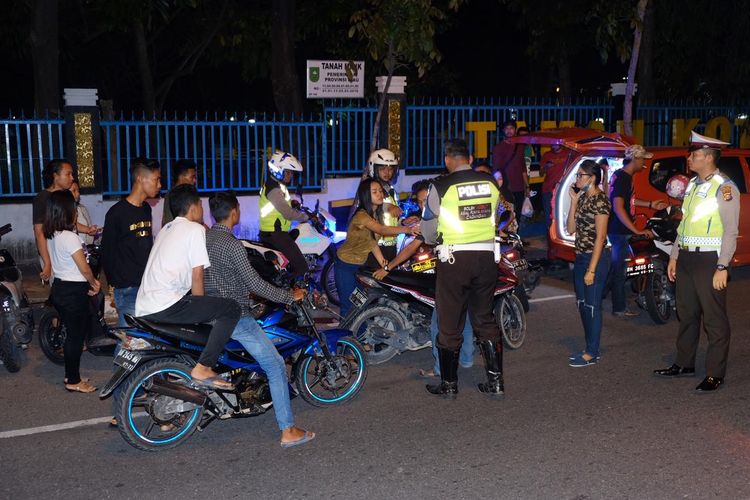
left=99, top=293, right=367, bottom=452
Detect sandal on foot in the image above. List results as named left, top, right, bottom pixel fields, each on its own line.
left=65, top=380, right=97, bottom=393
left=192, top=375, right=234, bottom=390
left=280, top=431, right=316, bottom=449
left=418, top=368, right=437, bottom=378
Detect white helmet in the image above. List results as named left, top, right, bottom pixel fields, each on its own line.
left=267, top=151, right=303, bottom=181
left=367, top=149, right=399, bottom=179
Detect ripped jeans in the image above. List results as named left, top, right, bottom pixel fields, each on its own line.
left=573, top=249, right=611, bottom=358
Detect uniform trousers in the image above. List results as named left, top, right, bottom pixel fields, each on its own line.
left=675, top=250, right=731, bottom=377
left=435, top=250, right=501, bottom=350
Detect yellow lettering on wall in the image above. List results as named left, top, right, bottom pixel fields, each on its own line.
left=671, top=118, right=700, bottom=146
left=465, top=121, right=496, bottom=158
left=616, top=120, right=644, bottom=145
left=587, top=119, right=605, bottom=131
left=704, top=116, right=733, bottom=144
left=539, top=120, right=557, bottom=130
left=735, top=119, right=750, bottom=148
left=559, top=120, right=575, bottom=129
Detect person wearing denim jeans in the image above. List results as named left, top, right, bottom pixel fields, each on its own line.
left=421, top=310, right=474, bottom=377
left=608, top=233, right=631, bottom=315
left=566, top=159, right=612, bottom=367
left=204, top=191, right=314, bottom=448
left=574, top=250, right=611, bottom=360
left=230, top=317, right=294, bottom=430
left=113, top=287, right=138, bottom=327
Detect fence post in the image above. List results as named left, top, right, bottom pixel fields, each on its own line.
left=375, top=76, right=407, bottom=165
left=63, top=88, right=102, bottom=193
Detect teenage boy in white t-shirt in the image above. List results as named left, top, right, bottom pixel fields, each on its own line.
left=136, top=184, right=240, bottom=389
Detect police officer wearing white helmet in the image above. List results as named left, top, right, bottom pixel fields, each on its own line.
left=654, top=131, right=740, bottom=392
left=365, top=149, right=403, bottom=266
left=258, top=151, right=310, bottom=277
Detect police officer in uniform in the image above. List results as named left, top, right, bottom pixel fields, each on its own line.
left=258, top=151, right=310, bottom=277
left=654, top=131, right=740, bottom=392
left=421, top=139, right=504, bottom=399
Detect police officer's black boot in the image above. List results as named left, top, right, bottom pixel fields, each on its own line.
left=426, top=348, right=459, bottom=399
left=477, top=340, right=504, bottom=397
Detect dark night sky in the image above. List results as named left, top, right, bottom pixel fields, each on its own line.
left=0, top=1, right=629, bottom=115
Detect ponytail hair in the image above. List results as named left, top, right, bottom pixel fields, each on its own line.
left=578, top=159, right=602, bottom=185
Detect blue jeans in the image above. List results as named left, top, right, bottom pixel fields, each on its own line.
left=335, top=257, right=361, bottom=317
left=573, top=250, right=611, bottom=358
left=113, top=287, right=139, bottom=327
left=231, top=316, right=294, bottom=431
left=430, top=309, right=474, bottom=374
left=608, top=233, right=631, bottom=313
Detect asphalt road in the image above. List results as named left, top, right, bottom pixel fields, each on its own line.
left=2, top=266, right=750, bottom=499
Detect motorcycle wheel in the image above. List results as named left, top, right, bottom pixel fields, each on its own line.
left=514, top=284, right=530, bottom=313
left=38, top=307, right=66, bottom=365
left=645, top=267, right=672, bottom=324
left=347, top=305, right=406, bottom=365
left=320, top=258, right=340, bottom=306
left=0, top=319, right=21, bottom=373
left=295, top=336, right=367, bottom=408
left=115, top=358, right=204, bottom=452
left=494, top=294, right=526, bottom=350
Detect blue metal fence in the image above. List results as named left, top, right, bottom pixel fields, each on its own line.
left=2, top=99, right=749, bottom=198
left=101, top=115, right=325, bottom=195
left=0, top=118, right=65, bottom=197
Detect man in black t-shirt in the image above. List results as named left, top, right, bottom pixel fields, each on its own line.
left=101, top=159, right=161, bottom=326
left=608, top=145, right=668, bottom=317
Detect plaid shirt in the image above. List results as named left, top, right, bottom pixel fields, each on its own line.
left=205, top=224, right=294, bottom=317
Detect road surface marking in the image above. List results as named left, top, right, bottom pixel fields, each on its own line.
left=0, top=413, right=146, bottom=439
left=528, top=294, right=576, bottom=304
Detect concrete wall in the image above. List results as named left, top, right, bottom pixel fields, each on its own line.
left=1, top=173, right=431, bottom=263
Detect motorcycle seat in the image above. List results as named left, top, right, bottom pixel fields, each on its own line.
left=124, top=314, right=212, bottom=346
left=379, top=269, right=436, bottom=297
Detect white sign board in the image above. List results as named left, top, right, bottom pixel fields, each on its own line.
left=306, top=60, right=365, bottom=98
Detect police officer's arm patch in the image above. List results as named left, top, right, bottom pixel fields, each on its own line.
left=720, top=185, right=733, bottom=201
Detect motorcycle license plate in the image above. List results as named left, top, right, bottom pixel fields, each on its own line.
left=114, top=350, right=142, bottom=372
left=511, top=258, right=528, bottom=271
left=411, top=258, right=437, bottom=273
left=627, top=262, right=654, bottom=277
left=350, top=287, right=367, bottom=308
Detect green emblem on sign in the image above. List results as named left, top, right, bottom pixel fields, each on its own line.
left=309, top=67, right=320, bottom=83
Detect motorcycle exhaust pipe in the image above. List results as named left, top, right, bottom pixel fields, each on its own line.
left=147, top=377, right=208, bottom=406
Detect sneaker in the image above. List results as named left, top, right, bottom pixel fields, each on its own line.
left=569, top=354, right=598, bottom=367
left=568, top=351, right=602, bottom=361
left=613, top=308, right=640, bottom=318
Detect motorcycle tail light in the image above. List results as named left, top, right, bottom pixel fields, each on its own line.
left=416, top=253, right=429, bottom=261
left=122, top=336, right=154, bottom=351
left=634, top=257, right=648, bottom=265
left=506, top=251, right=516, bottom=260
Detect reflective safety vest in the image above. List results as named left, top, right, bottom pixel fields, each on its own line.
left=259, top=182, right=292, bottom=232
left=677, top=173, right=725, bottom=248
left=379, top=185, right=399, bottom=246
left=437, top=174, right=499, bottom=245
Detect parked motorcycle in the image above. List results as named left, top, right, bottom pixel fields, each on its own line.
left=100, top=290, right=367, bottom=452
left=37, top=243, right=117, bottom=364
left=341, top=258, right=526, bottom=365
left=627, top=206, right=681, bottom=324
left=0, top=223, right=34, bottom=372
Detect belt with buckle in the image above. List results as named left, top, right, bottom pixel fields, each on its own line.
left=679, top=245, right=717, bottom=253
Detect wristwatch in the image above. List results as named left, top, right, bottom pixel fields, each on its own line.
left=716, top=264, right=728, bottom=271
left=383, top=264, right=390, bottom=271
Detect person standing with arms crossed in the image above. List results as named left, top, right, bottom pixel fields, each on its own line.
left=422, top=138, right=504, bottom=399
left=608, top=145, right=668, bottom=318
left=653, top=132, right=739, bottom=392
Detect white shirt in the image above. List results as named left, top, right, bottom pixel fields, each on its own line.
left=48, top=230, right=87, bottom=282
left=136, top=217, right=211, bottom=316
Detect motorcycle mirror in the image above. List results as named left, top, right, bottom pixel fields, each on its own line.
left=296, top=184, right=304, bottom=205
left=314, top=199, right=320, bottom=212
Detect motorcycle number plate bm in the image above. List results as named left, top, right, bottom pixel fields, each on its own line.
left=114, top=350, right=142, bottom=371
left=350, top=288, right=367, bottom=308
left=412, top=258, right=437, bottom=272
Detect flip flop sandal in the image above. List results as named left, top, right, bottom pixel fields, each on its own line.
left=280, top=431, right=316, bottom=449
left=192, top=376, right=234, bottom=390
left=65, top=381, right=97, bottom=393
left=418, top=368, right=437, bottom=378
